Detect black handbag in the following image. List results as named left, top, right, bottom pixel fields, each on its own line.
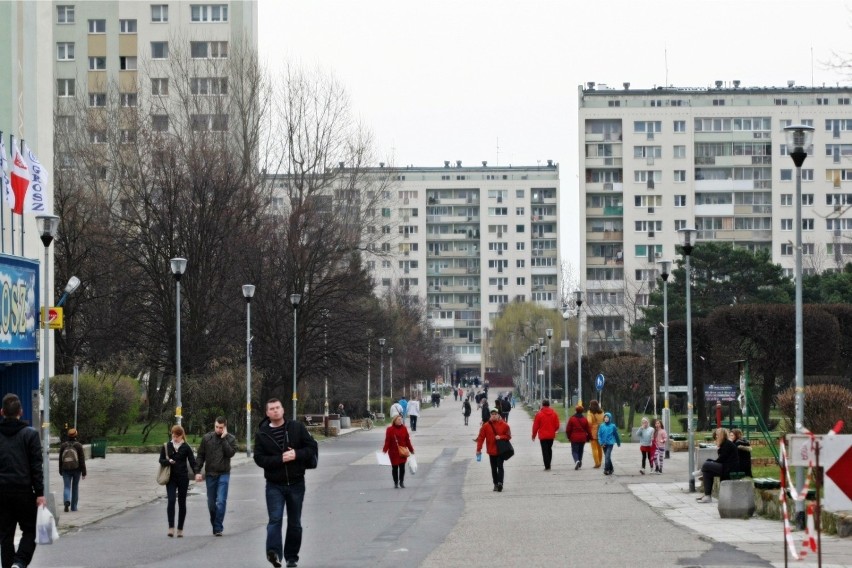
left=490, top=423, right=514, bottom=460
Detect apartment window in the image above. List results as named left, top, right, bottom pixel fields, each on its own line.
left=674, top=170, right=686, bottom=182
left=781, top=243, right=793, bottom=256
left=88, top=93, right=107, bottom=107
left=674, top=195, right=686, bottom=207
left=151, top=5, right=169, bottom=22
left=190, top=77, right=228, bottom=95
left=673, top=145, right=686, bottom=158
left=488, top=207, right=507, bottom=216
left=712, top=99, right=726, bottom=106
left=674, top=219, right=687, bottom=231
left=57, top=79, right=75, bottom=97
left=151, top=78, right=169, bottom=96
left=780, top=169, right=793, bottom=181
left=381, top=208, right=391, bottom=217
left=817, top=97, right=829, bottom=105
left=56, top=115, right=75, bottom=132
left=191, top=4, right=229, bottom=22
left=802, top=218, right=814, bottom=231
left=119, top=93, right=137, bottom=107
left=57, top=5, right=75, bottom=23
left=89, top=130, right=107, bottom=144
left=802, top=243, right=815, bottom=255
left=781, top=219, right=793, bottom=231
left=515, top=207, right=525, bottom=215
left=516, top=260, right=525, bottom=268
left=151, top=42, right=169, bottom=59
left=516, top=224, right=525, bottom=233
left=781, top=194, right=792, bottom=206
left=120, top=56, right=137, bottom=70
left=840, top=98, right=851, bottom=105
left=152, top=114, right=168, bottom=132
left=88, top=56, right=106, bottom=71
left=516, top=242, right=525, bottom=251
left=190, top=41, right=228, bottom=58
left=802, top=194, right=814, bottom=206
left=119, top=129, right=136, bottom=143
left=802, top=169, right=814, bottom=181
left=56, top=42, right=74, bottom=61
left=673, top=120, right=686, bottom=132
left=516, top=277, right=525, bottom=286
left=634, top=121, right=662, bottom=133
left=516, top=189, right=524, bottom=198
left=119, top=19, right=137, bottom=33
left=88, top=19, right=106, bottom=33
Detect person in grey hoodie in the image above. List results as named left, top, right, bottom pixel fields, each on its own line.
left=194, top=417, right=237, bottom=536
left=596, top=412, right=621, bottom=476
left=0, top=393, right=46, bottom=568
left=637, top=417, right=655, bottom=474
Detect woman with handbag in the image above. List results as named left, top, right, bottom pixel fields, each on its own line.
left=475, top=408, right=512, bottom=492
left=159, top=425, right=197, bottom=537
left=382, top=415, right=414, bottom=488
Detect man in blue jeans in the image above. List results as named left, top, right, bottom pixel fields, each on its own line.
left=254, top=399, right=318, bottom=568
left=194, top=417, right=237, bottom=536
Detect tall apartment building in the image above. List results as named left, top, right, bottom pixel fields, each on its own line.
left=579, top=81, right=852, bottom=354
left=366, top=162, right=562, bottom=380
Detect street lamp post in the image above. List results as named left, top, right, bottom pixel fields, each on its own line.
left=537, top=337, right=544, bottom=403
left=366, top=331, right=371, bottom=414
left=649, top=326, right=657, bottom=418
left=658, top=260, right=672, bottom=458
left=290, top=293, right=301, bottom=419
left=784, top=123, right=814, bottom=526
left=378, top=338, right=386, bottom=416
left=575, top=291, right=584, bottom=406
left=388, top=347, right=394, bottom=403
left=242, top=284, right=255, bottom=457
left=169, top=257, right=187, bottom=425
left=36, top=214, right=59, bottom=513
left=322, top=309, right=329, bottom=417
left=678, top=228, right=697, bottom=492
left=545, top=328, right=553, bottom=401
left=562, top=309, right=570, bottom=410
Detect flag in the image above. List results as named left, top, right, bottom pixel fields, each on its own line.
left=22, top=141, right=48, bottom=214
left=0, top=135, right=13, bottom=209
left=9, top=136, right=28, bottom=216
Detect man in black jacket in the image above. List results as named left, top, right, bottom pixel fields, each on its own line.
left=194, top=417, right=237, bottom=536
left=254, top=398, right=318, bottom=568
left=0, top=393, right=46, bottom=568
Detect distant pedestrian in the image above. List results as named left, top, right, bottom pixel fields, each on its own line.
left=59, top=427, right=86, bottom=512
left=453, top=389, right=458, bottom=401
left=566, top=404, right=592, bottom=470
left=337, top=403, right=347, bottom=417
left=0, top=393, right=46, bottom=568
left=653, top=419, right=667, bottom=473
left=407, top=398, right=421, bottom=432
left=597, top=412, right=621, bottom=475
left=160, top=425, right=197, bottom=538
left=254, top=398, right=319, bottom=568
left=637, top=417, right=655, bottom=474
left=695, top=428, right=739, bottom=503
left=476, top=408, right=512, bottom=492
left=462, top=399, right=472, bottom=425
left=382, top=415, right=414, bottom=489
left=531, top=400, right=560, bottom=470
left=730, top=428, right=752, bottom=478
left=586, top=400, right=606, bottom=468
left=399, top=397, right=408, bottom=419
left=194, top=417, right=237, bottom=536
left=499, top=395, right=511, bottom=422
left=480, top=399, right=490, bottom=425
left=390, top=400, right=404, bottom=420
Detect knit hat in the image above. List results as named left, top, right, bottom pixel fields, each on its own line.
left=67, top=428, right=78, bottom=438
left=490, top=408, right=499, bottom=414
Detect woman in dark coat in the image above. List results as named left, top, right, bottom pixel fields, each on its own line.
left=462, top=398, right=472, bottom=425
left=696, top=428, right=739, bottom=503
left=730, top=428, right=752, bottom=477
left=382, top=415, right=414, bottom=488
left=565, top=404, right=592, bottom=470
left=159, top=425, right=197, bottom=536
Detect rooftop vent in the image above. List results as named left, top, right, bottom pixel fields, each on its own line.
left=733, top=80, right=740, bottom=88
left=338, top=161, right=344, bottom=168
left=788, top=80, right=795, bottom=87
left=456, top=160, right=462, bottom=168
left=482, top=161, right=487, bottom=167
left=715, top=80, right=723, bottom=88
left=379, top=162, right=385, bottom=168
left=444, top=160, right=450, bottom=168
left=547, top=159, right=553, bottom=166
left=587, top=81, right=595, bottom=89
left=623, top=82, right=630, bottom=90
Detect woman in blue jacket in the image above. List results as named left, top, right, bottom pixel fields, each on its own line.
left=596, top=412, right=621, bottom=476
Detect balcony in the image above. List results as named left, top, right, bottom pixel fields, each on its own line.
left=586, top=230, right=623, bottom=242
left=696, top=229, right=772, bottom=241
left=584, top=157, right=623, bottom=168
left=603, top=206, right=624, bottom=216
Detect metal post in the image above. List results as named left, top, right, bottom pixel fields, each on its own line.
left=323, top=310, right=329, bottom=417
left=650, top=327, right=657, bottom=418
left=685, top=251, right=695, bottom=492
left=563, top=312, right=569, bottom=410
left=42, top=242, right=51, bottom=497
left=379, top=338, right=385, bottom=416
left=366, top=336, right=371, bottom=413
left=662, top=268, right=671, bottom=458
left=389, top=348, right=394, bottom=404
left=175, top=277, right=182, bottom=425
left=243, top=286, right=254, bottom=457
left=290, top=294, right=301, bottom=420
left=73, top=365, right=79, bottom=429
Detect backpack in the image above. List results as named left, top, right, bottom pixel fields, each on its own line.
left=61, top=444, right=79, bottom=470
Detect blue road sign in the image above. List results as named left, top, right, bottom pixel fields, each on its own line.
left=595, top=373, right=605, bottom=391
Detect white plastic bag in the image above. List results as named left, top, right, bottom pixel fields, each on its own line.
left=36, top=505, right=59, bottom=544
left=375, top=450, right=391, bottom=466
left=408, top=454, right=418, bottom=474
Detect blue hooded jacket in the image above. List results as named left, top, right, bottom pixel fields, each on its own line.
left=596, top=412, right=621, bottom=447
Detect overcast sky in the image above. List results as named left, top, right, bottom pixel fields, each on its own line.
left=259, top=0, right=852, bottom=270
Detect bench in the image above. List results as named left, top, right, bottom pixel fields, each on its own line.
left=718, top=479, right=755, bottom=519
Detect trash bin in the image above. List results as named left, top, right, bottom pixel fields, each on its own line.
left=91, top=437, right=107, bottom=458
left=340, top=416, right=351, bottom=429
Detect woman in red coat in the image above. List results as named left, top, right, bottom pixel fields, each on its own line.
left=382, top=414, right=414, bottom=488
left=565, top=404, right=592, bottom=470
left=476, top=409, right=512, bottom=492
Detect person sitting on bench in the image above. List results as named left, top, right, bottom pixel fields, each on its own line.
left=729, top=428, right=752, bottom=478
left=694, top=428, right=739, bottom=504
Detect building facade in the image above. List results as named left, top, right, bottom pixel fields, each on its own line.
left=579, top=81, right=852, bottom=354
left=366, top=162, right=562, bottom=380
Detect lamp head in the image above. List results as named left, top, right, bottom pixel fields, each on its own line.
left=290, top=293, right=301, bottom=307
left=170, top=257, right=187, bottom=281
left=574, top=290, right=584, bottom=308
left=546, top=328, right=553, bottom=339
left=64, top=276, right=81, bottom=294
left=35, top=214, right=60, bottom=247
left=783, top=124, right=814, bottom=167
left=378, top=337, right=386, bottom=347
left=542, top=345, right=547, bottom=354
left=538, top=337, right=544, bottom=347
left=677, top=228, right=697, bottom=256
left=388, top=347, right=393, bottom=355
left=658, top=259, right=672, bottom=281
left=242, top=284, right=255, bottom=301
left=649, top=326, right=657, bottom=337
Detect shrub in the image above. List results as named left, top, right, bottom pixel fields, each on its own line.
left=776, top=383, right=852, bottom=435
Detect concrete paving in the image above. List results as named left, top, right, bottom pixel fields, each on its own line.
left=30, top=402, right=852, bottom=567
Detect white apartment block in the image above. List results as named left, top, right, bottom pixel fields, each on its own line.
left=579, top=81, right=852, bottom=354
left=367, top=162, right=562, bottom=379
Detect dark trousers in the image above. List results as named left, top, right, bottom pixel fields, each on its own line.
left=571, top=441, right=586, bottom=465
left=409, top=416, right=418, bottom=431
left=166, top=476, right=189, bottom=530
left=391, top=464, right=405, bottom=486
left=701, top=460, right=726, bottom=496
left=0, top=489, right=37, bottom=568
left=501, top=412, right=509, bottom=422
left=539, top=439, right=554, bottom=469
left=266, top=480, right=306, bottom=564
left=488, top=454, right=505, bottom=486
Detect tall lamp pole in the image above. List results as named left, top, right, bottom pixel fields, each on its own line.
left=36, top=214, right=59, bottom=513
left=290, top=293, right=301, bottom=419
left=562, top=309, right=570, bottom=409
left=545, top=328, right=553, bottom=401
left=575, top=290, right=584, bottom=406
left=388, top=347, right=394, bottom=402
left=678, top=228, right=696, bottom=492
left=242, top=284, right=255, bottom=457
left=537, top=338, right=545, bottom=403
left=658, top=259, right=672, bottom=457
left=649, top=326, right=657, bottom=418
left=322, top=309, right=329, bottom=417
left=378, top=338, right=386, bottom=416
left=169, top=257, right=187, bottom=425
left=784, top=123, right=814, bottom=526
left=366, top=331, right=371, bottom=414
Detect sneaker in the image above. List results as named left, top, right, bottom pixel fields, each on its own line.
left=574, top=461, right=580, bottom=470
left=577, top=461, right=582, bottom=469
left=286, top=562, right=298, bottom=568
left=640, top=468, right=645, bottom=475
left=497, top=483, right=503, bottom=492
left=399, top=481, right=405, bottom=488
left=214, top=532, right=223, bottom=537
left=692, top=469, right=703, bottom=478
left=267, top=550, right=282, bottom=568
left=493, top=484, right=499, bottom=491
left=696, top=495, right=712, bottom=503
left=64, top=501, right=70, bottom=513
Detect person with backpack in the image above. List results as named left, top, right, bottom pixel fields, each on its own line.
left=59, top=427, right=86, bottom=512
left=499, top=394, right=511, bottom=422
left=462, top=398, right=472, bottom=426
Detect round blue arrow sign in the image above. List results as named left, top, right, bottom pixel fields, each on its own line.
left=595, top=373, right=605, bottom=391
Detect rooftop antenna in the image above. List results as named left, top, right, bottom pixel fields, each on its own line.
left=811, top=46, right=814, bottom=88
left=664, top=45, right=669, bottom=87
left=496, top=136, right=500, bottom=167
